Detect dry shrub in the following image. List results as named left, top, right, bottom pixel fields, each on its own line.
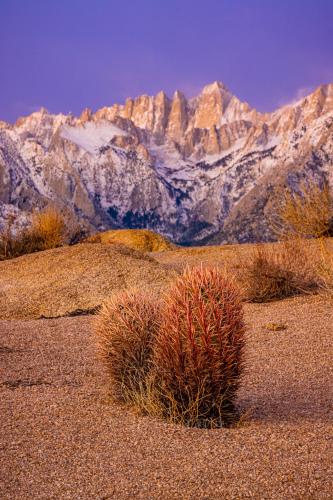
left=0, top=207, right=75, bottom=260
left=266, top=180, right=333, bottom=299
left=0, top=213, right=19, bottom=260
left=94, top=290, right=161, bottom=403
left=85, top=233, right=102, bottom=244
left=240, top=239, right=321, bottom=302
left=28, top=207, right=66, bottom=251
left=314, top=238, right=333, bottom=295
left=271, top=181, right=333, bottom=239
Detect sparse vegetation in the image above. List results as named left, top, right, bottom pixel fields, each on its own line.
left=271, top=181, right=333, bottom=240
left=239, top=239, right=321, bottom=302
left=315, top=237, right=333, bottom=296
left=237, top=180, right=333, bottom=303
left=0, top=206, right=86, bottom=260
left=95, top=267, right=245, bottom=428
left=29, top=207, right=66, bottom=250
left=0, top=213, right=19, bottom=260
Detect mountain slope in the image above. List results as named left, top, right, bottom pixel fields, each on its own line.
left=1, top=82, right=332, bottom=244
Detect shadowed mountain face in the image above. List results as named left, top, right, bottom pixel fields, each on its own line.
left=1, top=81, right=333, bottom=244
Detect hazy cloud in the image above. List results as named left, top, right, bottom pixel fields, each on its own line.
left=277, top=85, right=315, bottom=108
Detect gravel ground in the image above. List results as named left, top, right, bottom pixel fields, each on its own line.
left=1, top=295, right=332, bottom=499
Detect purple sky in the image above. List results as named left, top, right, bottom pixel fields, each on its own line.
left=1, top=0, right=333, bottom=123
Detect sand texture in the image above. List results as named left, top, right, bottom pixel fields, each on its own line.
left=1, top=295, right=332, bottom=499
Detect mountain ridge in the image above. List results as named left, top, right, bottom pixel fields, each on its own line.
left=1, top=81, right=332, bottom=244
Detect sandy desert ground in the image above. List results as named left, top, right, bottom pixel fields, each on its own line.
left=1, top=293, right=332, bottom=499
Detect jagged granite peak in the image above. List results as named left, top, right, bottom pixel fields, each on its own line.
left=173, top=89, right=185, bottom=99
left=201, top=80, right=229, bottom=94
left=193, top=82, right=234, bottom=128
left=1, top=82, right=333, bottom=244
left=0, top=120, right=10, bottom=130
left=166, top=90, right=188, bottom=142
left=80, top=108, right=93, bottom=123
left=152, top=91, right=171, bottom=138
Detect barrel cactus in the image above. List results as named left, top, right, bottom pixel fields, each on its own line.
left=94, top=289, right=161, bottom=403
left=152, top=267, right=245, bottom=427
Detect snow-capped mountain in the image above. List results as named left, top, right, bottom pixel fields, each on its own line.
left=1, top=81, right=333, bottom=244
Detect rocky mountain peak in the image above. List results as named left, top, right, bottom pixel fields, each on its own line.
left=155, top=90, right=169, bottom=102
left=173, top=90, right=186, bottom=100
left=0, top=120, right=10, bottom=130
left=1, top=81, right=332, bottom=246
left=201, top=81, right=229, bottom=95
left=14, top=107, right=48, bottom=128
left=193, top=82, right=243, bottom=129
left=166, top=90, right=188, bottom=142
left=80, top=108, right=93, bottom=123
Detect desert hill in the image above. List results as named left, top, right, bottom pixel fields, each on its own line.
left=87, top=228, right=175, bottom=252
left=0, top=242, right=175, bottom=320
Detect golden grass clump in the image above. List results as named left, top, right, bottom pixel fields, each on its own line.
left=314, top=237, right=333, bottom=296
left=266, top=180, right=333, bottom=299
left=87, top=228, right=174, bottom=252
left=0, top=207, right=68, bottom=260
left=240, top=239, right=321, bottom=302
left=94, top=290, right=161, bottom=403
left=271, top=181, right=333, bottom=239
left=29, top=207, right=66, bottom=250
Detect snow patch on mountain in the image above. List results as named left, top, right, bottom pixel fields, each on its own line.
left=60, top=121, right=127, bottom=154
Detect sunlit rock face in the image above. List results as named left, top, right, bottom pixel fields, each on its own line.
left=1, top=82, right=333, bottom=244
